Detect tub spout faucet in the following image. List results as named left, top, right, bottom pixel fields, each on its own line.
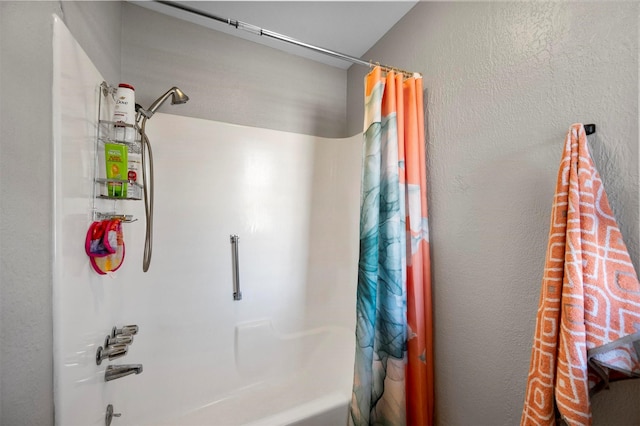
left=105, top=364, right=143, bottom=382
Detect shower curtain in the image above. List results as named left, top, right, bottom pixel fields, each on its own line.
left=350, top=66, right=433, bottom=426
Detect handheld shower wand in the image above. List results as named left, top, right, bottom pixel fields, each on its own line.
left=137, top=87, right=189, bottom=272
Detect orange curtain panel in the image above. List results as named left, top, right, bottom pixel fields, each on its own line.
left=350, top=66, right=434, bottom=426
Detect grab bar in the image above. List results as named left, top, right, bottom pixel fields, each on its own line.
left=230, top=234, right=242, bottom=301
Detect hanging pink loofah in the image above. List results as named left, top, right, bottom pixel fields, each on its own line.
left=85, top=219, right=125, bottom=274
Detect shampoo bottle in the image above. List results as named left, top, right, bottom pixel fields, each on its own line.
left=112, top=83, right=135, bottom=142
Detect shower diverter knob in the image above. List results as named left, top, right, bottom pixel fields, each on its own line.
left=105, top=404, right=121, bottom=426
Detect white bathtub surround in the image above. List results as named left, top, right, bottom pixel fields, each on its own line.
left=53, top=17, right=361, bottom=425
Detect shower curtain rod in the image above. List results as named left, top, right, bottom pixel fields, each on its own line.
left=155, top=0, right=419, bottom=77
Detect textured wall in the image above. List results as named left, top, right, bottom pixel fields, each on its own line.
left=1, top=5, right=59, bottom=423
left=347, top=2, right=639, bottom=424
left=0, top=2, right=121, bottom=425
left=121, top=3, right=347, bottom=138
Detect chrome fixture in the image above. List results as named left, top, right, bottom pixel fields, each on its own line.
left=105, top=334, right=134, bottom=346
left=105, top=364, right=143, bottom=382
left=98, top=325, right=143, bottom=381
left=136, top=87, right=189, bottom=121
left=135, top=87, right=190, bottom=273
left=96, top=344, right=128, bottom=365
left=112, top=324, right=138, bottom=337
left=97, top=325, right=139, bottom=366
left=105, top=404, right=121, bottom=426
left=155, top=1, right=408, bottom=73
left=230, top=234, right=242, bottom=301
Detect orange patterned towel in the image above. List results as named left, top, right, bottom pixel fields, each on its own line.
left=521, top=124, right=640, bottom=425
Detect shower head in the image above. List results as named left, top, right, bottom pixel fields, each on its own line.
left=140, top=87, right=189, bottom=120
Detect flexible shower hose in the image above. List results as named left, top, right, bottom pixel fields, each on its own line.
left=139, top=119, right=154, bottom=272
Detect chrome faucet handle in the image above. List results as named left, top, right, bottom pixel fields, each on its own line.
left=111, top=325, right=138, bottom=337
left=104, top=334, right=133, bottom=347
left=96, top=344, right=128, bottom=365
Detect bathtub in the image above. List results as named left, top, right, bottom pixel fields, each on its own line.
left=171, top=390, right=349, bottom=426
left=156, top=323, right=354, bottom=426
